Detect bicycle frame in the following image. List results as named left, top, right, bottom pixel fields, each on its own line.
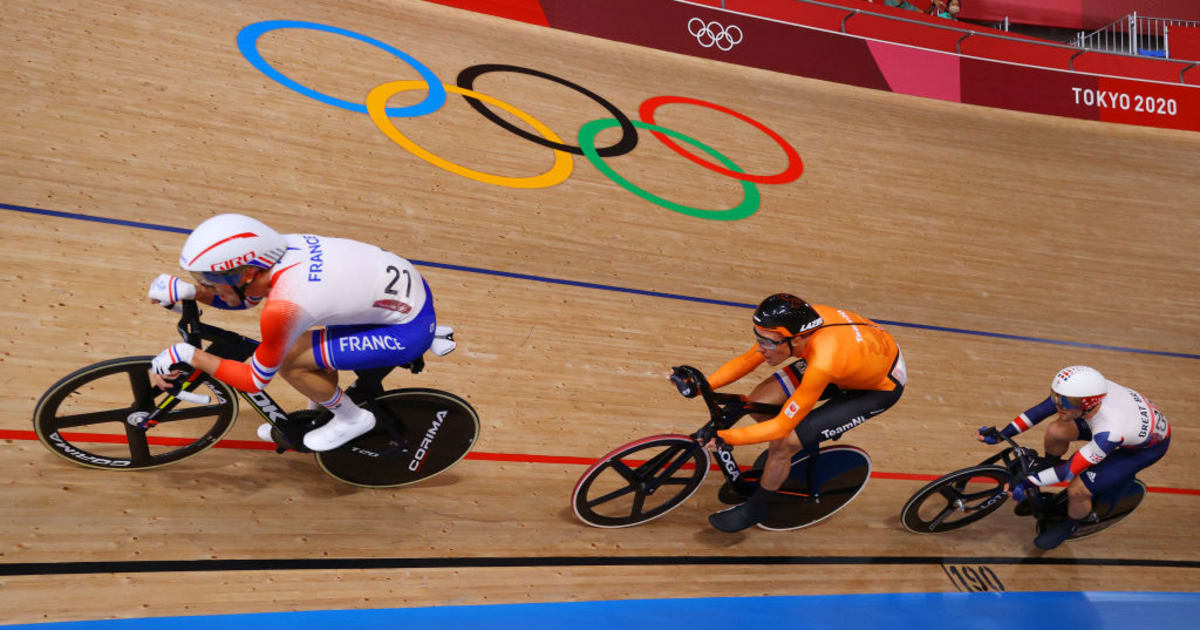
left=145, top=301, right=408, bottom=455
left=983, top=428, right=1137, bottom=522
left=673, top=365, right=817, bottom=495
left=140, top=301, right=283, bottom=433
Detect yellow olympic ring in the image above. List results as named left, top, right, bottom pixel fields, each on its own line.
left=367, top=81, right=574, bottom=189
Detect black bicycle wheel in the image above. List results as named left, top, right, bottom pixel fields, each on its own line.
left=33, top=356, right=239, bottom=470
left=315, top=388, right=479, bottom=488
left=572, top=435, right=709, bottom=528
left=900, top=465, right=1011, bottom=534
left=759, top=445, right=873, bottom=531
left=1037, top=479, right=1147, bottom=542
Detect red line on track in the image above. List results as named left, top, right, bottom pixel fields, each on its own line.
left=5, top=429, right=1197, bottom=496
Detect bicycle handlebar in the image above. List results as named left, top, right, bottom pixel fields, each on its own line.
left=174, top=300, right=261, bottom=355
left=981, top=426, right=1046, bottom=508
left=671, top=365, right=782, bottom=439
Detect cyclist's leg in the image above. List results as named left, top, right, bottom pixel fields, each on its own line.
left=710, top=382, right=900, bottom=533
left=1035, top=437, right=1169, bottom=549
left=709, top=362, right=805, bottom=532
left=297, top=287, right=437, bottom=450
left=749, top=360, right=843, bottom=491
left=278, top=334, right=339, bottom=406
left=792, top=385, right=904, bottom=449
left=250, top=335, right=342, bottom=443
left=317, top=280, right=437, bottom=371
left=1076, top=436, right=1169, bottom=517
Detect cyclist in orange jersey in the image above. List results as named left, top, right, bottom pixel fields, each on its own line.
left=688, top=294, right=907, bottom=532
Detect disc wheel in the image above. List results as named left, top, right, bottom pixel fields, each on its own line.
left=572, top=435, right=709, bottom=528
left=316, top=388, right=479, bottom=488
left=758, top=445, right=873, bottom=531
left=900, top=465, right=1012, bottom=533
left=1036, top=479, right=1148, bottom=542
left=33, top=357, right=238, bottom=470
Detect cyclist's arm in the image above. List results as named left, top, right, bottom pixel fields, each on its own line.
left=999, top=396, right=1057, bottom=438
left=716, top=365, right=832, bottom=445
left=1027, top=431, right=1124, bottom=486
left=194, top=285, right=264, bottom=311
left=212, top=299, right=309, bottom=392
left=707, top=345, right=765, bottom=390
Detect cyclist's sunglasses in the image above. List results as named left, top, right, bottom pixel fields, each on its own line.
left=189, top=270, right=246, bottom=287
left=1051, top=392, right=1087, bottom=411
left=754, top=328, right=795, bottom=351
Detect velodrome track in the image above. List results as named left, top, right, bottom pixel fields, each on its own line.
left=1, top=0, right=1198, bottom=624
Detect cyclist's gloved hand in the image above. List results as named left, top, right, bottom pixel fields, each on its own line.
left=670, top=367, right=699, bottom=398
left=148, top=274, right=196, bottom=313
left=694, top=425, right=726, bottom=451
left=977, top=426, right=1001, bottom=444
left=151, top=343, right=196, bottom=377
left=1009, top=478, right=1034, bottom=503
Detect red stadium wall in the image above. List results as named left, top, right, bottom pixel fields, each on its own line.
left=423, top=0, right=1200, bottom=132
left=959, top=0, right=1200, bottom=29
left=1171, top=25, right=1200, bottom=62
left=1073, top=51, right=1194, bottom=84
left=421, top=0, right=548, bottom=25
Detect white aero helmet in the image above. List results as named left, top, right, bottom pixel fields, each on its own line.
left=1050, top=365, right=1108, bottom=411
left=179, top=213, right=287, bottom=286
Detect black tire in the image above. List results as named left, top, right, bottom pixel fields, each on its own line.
left=315, top=388, right=479, bottom=488
left=572, top=435, right=709, bottom=528
left=33, top=356, right=239, bottom=470
left=900, top=465, right=1012, bottom=534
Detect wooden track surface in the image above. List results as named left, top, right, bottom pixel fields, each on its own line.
left=1, top=0, right=1198, bottom=623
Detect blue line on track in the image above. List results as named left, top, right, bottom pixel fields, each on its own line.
left=4, top=202, right=1197, bottom=360
left=1, top=203, right=191, bottom=234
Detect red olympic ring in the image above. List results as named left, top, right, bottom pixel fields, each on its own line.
left=638, top=96, right=803, bottom=185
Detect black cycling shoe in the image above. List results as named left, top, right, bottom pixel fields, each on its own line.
left=1014, top=491, right=1053, bottom=517
left=1034, top=518, right=1080, bottom=550
left=717, top=479, right=757, bottom=505
left=709, top=487, right=770, bottom=533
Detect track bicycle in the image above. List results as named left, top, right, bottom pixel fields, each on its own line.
left=571, top=365, right=872, bottom=529
left=899, top=427, right=1145, bottom=541
left=33, top=301, right=480, bottom=487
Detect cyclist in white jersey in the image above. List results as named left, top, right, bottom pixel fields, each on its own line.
left=977, top=365, right=1170, bottom=549
left=146, top=214, right=454, bottom=452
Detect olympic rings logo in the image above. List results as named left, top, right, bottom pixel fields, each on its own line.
left=237, top=20, right=800, bottom=221
left=687, top=18, right=743, bottom=52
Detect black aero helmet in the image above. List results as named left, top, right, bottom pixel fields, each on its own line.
left=753, top=293, right=823, bottom=337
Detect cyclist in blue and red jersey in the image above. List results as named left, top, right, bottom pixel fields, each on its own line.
left=978, top=365, right=1170, bottom=549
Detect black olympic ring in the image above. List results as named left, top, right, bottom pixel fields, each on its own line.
left=455, top=64, right=639, bottom=158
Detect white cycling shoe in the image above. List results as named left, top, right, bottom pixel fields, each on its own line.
left=431, top=325, right=456, bottom=356
left=256, top=422, right=275, bottom=442
left=302, top=409, right=377, bottom=452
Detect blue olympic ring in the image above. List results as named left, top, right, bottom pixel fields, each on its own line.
left=237, top=20, right=447, bottom=117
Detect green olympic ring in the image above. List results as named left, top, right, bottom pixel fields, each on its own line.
left=578, top=119, right=760, bottom=221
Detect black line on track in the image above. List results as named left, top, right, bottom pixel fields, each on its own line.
left=3, top=555, right=1198, bottom=576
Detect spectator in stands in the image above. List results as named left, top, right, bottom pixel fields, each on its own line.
left=869, top=0, right=923, bottom=12
left=927, top=0, right=961, bottom=20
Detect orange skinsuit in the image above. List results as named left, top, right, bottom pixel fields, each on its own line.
left=709, top=304, right=901, bottom=446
